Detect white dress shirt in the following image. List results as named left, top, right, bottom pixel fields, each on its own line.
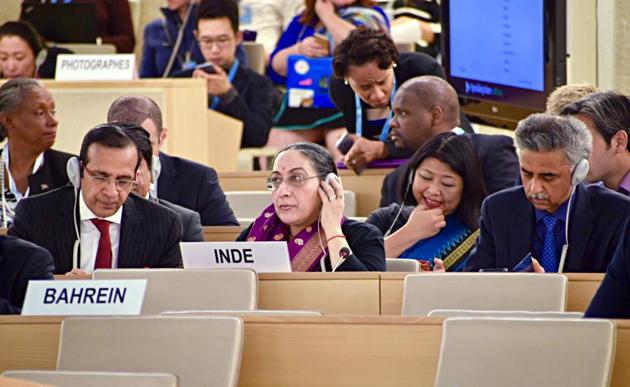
left=78, top=191, right=123, bottom=273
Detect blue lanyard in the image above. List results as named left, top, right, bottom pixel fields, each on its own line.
left=210, top=58, right=240, bottom=110
left=354, top=77, right=397, bottom=141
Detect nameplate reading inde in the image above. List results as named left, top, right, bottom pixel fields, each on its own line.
left=21, top=280, right=147, bottom=316
left=181, top=241, right=291, bottom=272
left=55, top=54, right=135, bottom=80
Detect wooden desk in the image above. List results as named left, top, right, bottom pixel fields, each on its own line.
left=201, top=226, right=245, bottom=242
left=257, top=273, right=381, bottom=315
left=379, top=272, right=605, bottom=315
left=2, top=316, right=629, bottom=387
left=218, top=169, right=393, bottom=217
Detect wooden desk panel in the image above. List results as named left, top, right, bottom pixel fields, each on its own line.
left=380, top=273, right=605, bottom=315
left=201, top=226, right=245, bottom=242
left=218, top=169, right=393, bottom=217
left=257, top=273, right=381, bottom=315
left=2, top=316, right=629, bottom=387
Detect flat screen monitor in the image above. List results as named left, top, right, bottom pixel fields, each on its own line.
left=441, top=0, right=567, bottom=128
left=21, top=3, right=97, bottom=44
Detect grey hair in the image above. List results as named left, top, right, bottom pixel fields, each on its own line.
left=515, top=113, right=592, bottom=166
left=0, top=78, right=43, bottom=141
left=273, top=142, right=338, bottom=177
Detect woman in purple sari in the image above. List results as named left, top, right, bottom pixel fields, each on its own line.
left=237, top=142, right=385, bottom=272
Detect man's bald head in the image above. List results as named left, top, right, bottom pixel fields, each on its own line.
left=390, top=76, right=461, bottom=151
left=107, top=95, right=165, bottom=155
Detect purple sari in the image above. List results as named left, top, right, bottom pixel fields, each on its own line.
left=246, top=204, right=327, bottom=272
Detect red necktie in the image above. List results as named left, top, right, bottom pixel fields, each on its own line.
left=91, top=219, right=112, bottom=269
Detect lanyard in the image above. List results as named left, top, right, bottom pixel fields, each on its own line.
left=210, top=58, right=240, bottom=110
left=354, top=76, right=397, bottom=141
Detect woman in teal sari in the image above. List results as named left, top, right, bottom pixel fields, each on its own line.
left=366, top=132, right=486, bottom=271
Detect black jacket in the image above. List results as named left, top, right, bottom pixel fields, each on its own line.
left=380, top=133, right=519, bottom=206
left=237, top=218, right=386, bottom=271
left=466, top=184, right=630, bottom=272
left=158, top=198, right=204, bottom=242
left=9, top=186, right=183, bottom=274
left=0, top=148, right=75, bottom=196
left=174, top=64, right=276, bottom=148
left=0, top=235, right=54, bottom=313
left=157, top=152, right=238, bottom=227
left=330, top=52, right=474, bottom=159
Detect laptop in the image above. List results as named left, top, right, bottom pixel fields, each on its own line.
left=21, top=2, right=97, bottom=44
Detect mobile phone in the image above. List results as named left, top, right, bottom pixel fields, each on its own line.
left=313, top=33, right=329, bottom=48
left=512, top=253, right=534, bottom=272
left=325, top=173, right=340, bottom=185
left=335, top=132, right=354, bottom=155
left=197, top=63, right=216, bottom=74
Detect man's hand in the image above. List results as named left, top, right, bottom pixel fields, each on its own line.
left=193, top=64, right=233, bottom=96
left=343, top=137, right=388, bottom=172
left=532, top=258, right=546, bottom=273
left=65, top=268, right=88, bottom=276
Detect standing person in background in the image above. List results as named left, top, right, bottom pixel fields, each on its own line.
left=266, top=0, right=390, bottom=155
left=21, top=0, right=135, bottom=53
left=0, top=21, right=72, bottom=79
left=140, top=0, right=204, bottom=78
left=0, top=79, right=74, bottom=226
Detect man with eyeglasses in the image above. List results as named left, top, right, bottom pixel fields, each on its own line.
left=9, top=124, right=183, bottom=275
left=174, top=0, right=277, bottom=148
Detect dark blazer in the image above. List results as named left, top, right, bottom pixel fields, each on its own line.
left=158, top=198, right=204, bottom=242
left=465, top=184, right=630, bottom=272
left=157, top=152, right=238, bottom=227
left=237, top=218, right=386, bottom=271
left=330, top=52, right=474, bottom=159
left=380, top=133, right=519, bottom=206
left=585, top=225, right=630, bottom=318
left=174, top=64, right=277, bottom=148
left=0, top=235, right=54, bottom=313
left=0, top=148, right=75, bottom=196
left=9, top=186, right=183, bottom=274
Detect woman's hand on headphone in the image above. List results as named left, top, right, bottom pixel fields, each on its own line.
left=318, top=175, right=344, bottom=236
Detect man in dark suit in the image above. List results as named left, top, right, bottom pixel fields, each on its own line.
left=122, top=124, right=204, bottom=242
left=9, top=124, right=183, bottom=275
left=106, top=96, right=238, bottom=227
left=585, top=224, right=630, bottom=318
left=0, top=235, right=54, bottom=314
left=466, top=114, right=630, bottom=273
left=380, top=76, right=519, bottom=206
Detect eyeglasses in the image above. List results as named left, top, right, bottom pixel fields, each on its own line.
left=265, top=174, right=321, bottom=191
left=83, top=166, right=137, bottom=192
left=197, top=36, right=232, bottom=49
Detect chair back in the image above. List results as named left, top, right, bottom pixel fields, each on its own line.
left=386, top=258, right=419, bottom=272
left=93, top=269, right=256, bottom=314
left=402, top=273, right=567, bottom=315
left=57, top=316, right=243, bottom=387
left=435, top=317, right=616, bottom=387
left=2, top=370, right=178, bottom=387
left=428, top=309, right=583, bottom=318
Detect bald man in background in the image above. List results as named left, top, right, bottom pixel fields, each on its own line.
left=380, top=76, right=519, bottom=206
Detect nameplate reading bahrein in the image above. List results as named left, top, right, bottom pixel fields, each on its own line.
left=181, top=241, right=291, bottom=272
left=21, top=280, right=147, bottom=316
left=55, top=54, right=135, bottom=81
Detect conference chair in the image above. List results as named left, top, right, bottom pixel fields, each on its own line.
left=402, top=273, right=567, bottom=316
left=435, top=317, right=616, bottom=387
left=386, top=258, right=420, bottom=272
left=57, top=316, right=243, bottom=387
left=225, top=191, right=357, bottom=223
left=161, top=309, right=323, bottom=317
left=242, top=42, right=265, bottom=75
left=428, top=309, right=583, bottom=318
left=2, top=370, right=178, bottom=387
left=93, top=269, right=257, bottom=314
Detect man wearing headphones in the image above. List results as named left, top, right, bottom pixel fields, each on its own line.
left=8, top=124, right=183, bottom=275
left=466, top=113, right=630, bottom=273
